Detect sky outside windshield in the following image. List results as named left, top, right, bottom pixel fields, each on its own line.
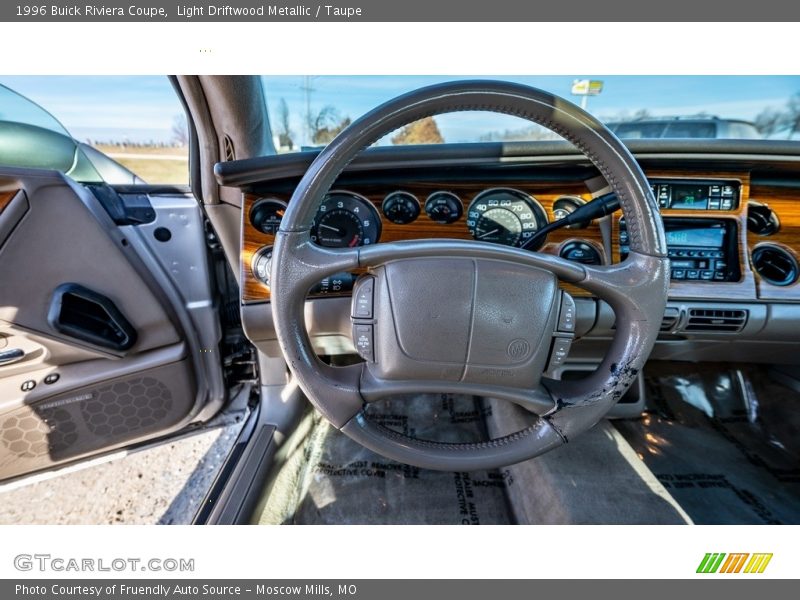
left=1, top=75, right=798, bottom=146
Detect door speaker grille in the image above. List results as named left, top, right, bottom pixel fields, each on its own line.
left=80, top=377, right=172, bottom=438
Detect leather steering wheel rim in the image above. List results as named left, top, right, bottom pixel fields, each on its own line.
left=270, top=80, right=669, bottom=471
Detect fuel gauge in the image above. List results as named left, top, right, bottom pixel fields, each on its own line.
left=425, top=191, right=463, bottom=224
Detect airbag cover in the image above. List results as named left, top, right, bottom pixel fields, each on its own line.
left=371, top=257, right=558, bottom=388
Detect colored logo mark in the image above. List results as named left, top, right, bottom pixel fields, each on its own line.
left=696, top=553, right=773, bottom=574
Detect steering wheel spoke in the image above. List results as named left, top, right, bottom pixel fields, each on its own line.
left=359, top=369, right=556, bottom=415
left=273, top=230, right=361, bottom=291
left=358, top=238, right=587, bottom=282
left=571, top=252, right=670, bottom=311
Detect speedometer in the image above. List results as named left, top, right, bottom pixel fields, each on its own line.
left=466, top=188, right=548, bottom=249
left=311, top=191, right=382, bottom=248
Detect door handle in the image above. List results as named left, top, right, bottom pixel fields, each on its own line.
left=0, top=348, right=25, bottom=366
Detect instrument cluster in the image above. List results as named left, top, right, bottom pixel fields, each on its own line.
left=246, top=187, right=605, bottom=294
left=250, top=187, right=594, bottom=250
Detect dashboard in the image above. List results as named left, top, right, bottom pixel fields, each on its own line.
left=239, top=168, right=800, bottom=303
left=219, top=141, right=800, bottom=365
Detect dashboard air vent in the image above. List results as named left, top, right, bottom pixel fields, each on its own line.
left=752, top=244, right=799, bottom=287
left=660, top=308, right=680, bottom=332
left=223, top=134, right=236, bottom=162
left=747, top=201, right=780, bottom=236
left=685, top=308, right=747, bottom=333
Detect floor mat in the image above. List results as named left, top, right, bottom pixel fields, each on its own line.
left=614, top=363, right=800, bottom=525
left=253, top=394, right=514, bottom=525
left=485, top=399, right=691, bottom=524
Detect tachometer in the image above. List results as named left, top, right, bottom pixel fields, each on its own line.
left=311, top=191, right=381, bottom=248
left=466, top=188, right=548, bottom=248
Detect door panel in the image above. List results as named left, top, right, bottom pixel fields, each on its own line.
left=0, top=168, right=222, bottom=482
left=0, top=174, right=180, bottom=353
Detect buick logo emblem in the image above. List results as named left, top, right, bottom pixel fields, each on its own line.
left=507, top=338, right=531, bottom=362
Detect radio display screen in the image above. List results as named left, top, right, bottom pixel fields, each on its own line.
left=670, top=184, right=710, bottom=209
left=666, top=226, right=725, bottom=248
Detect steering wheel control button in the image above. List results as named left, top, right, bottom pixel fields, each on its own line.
left=557, top=292, right=577, bottom=333
left=20, top=380, right=36, bottom=392
left=547, top=337, right=572, bottom=369
left=353, top=324, right=374, bottom=362
left=44, top=373, right=60, bottom=385
left=352, top=276, right=375, bottom=319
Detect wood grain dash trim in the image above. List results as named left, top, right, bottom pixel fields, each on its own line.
left=747, top=184, right=800, bottom=301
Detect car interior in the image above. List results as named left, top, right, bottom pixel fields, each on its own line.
left=1, top=75, right=799, bottom=525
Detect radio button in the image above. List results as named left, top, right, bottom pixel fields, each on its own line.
left=352, top=276, right=375, bottom=319
left=701, top=270, right=714, bottom=280
left=670, top=260, right=694, bottom=269
left=672, top=269, right=686, bottom=279
left=687, top=270, right=700, bottom=280
left=714, top=272, right=726, bottom=281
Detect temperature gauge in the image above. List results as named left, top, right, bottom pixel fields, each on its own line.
left=382, top=191, right=420, bottom=224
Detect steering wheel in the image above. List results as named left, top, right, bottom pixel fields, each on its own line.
left=271, top=80, right=668, bottom=471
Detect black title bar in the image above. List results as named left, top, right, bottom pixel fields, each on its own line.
left=3, top=579, right=798, bottom=600
left=3, top=1, right=800, bottom=21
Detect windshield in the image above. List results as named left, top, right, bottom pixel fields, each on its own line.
left=261, top=75, right=800, bottom=152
